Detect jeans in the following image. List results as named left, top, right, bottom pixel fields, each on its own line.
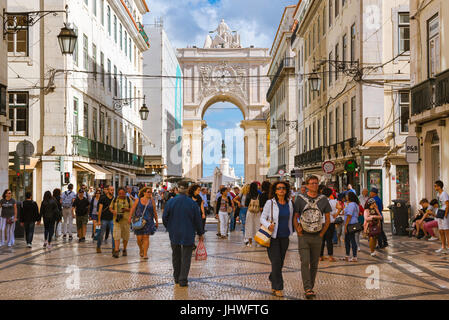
left=24, top=222, right=36, bottom=244
left=229, top=212, right=236, bottom=231
left=355, top=231, right=361, bottom=248
left=332, top=228, right=338, bottom=244
left=239, top=207, right=248, bottom=238
left=44, top=219, right=56, bottom=244
left=298, top=233, right=322, bottom=291
left=320, top=223, right=335, bottom=256
left=0, top=218, right=15, bottom=246
left=345, top=229, right=358, bottom=257
left=97, top=220, right=115, bottom=250
left=62, top=208, right=73, bottom=235
left=267, top=237, right=290, bottom=290
left=171, top=243, right=194, bottom=286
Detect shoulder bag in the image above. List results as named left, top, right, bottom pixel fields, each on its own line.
left=132, top=199, right=149, bottom=231
left=254, top=200, right=274, bottom=248
left=436, top=209, right=446, bottom=219
left=347, top=222, right=363, bottom=234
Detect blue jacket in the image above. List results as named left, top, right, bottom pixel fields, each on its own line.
left=163, top=194, right=204, bottom=245
left=373, top=196, right=383, bottom=215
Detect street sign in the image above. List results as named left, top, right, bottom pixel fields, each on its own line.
left=322, top=161, right=335, bottom=174
left=278, top=169, right=285, bottom=176
left=16, top=140, right=34, bottom=158
left=406, top=136, right=419, bottom=163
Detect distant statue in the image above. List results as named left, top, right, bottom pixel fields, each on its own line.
left=221, top=139, right=226, bottom=159
left=204, top=19, right=241, bottom=49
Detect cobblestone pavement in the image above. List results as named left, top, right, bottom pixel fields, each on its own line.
left=1, top=217, right=449, bottom=300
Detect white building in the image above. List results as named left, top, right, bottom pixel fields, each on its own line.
left=7, top=0, right=150, bottom=202
left=141, top=20, right=183, bottom=185
left=0, top=0, right=9, bottom=194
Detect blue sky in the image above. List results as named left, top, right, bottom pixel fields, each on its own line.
left=142, top=0, right=296, bottom=178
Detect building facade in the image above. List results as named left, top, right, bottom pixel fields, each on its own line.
left=409, top=0, right=449, bottom=213
left=0, top=0, right=9, bottom=194
left=7, top=0, right=149, bottom=202
left=141, top=20, right=183, bottom=186
left=291, top=0, right=410, bottom=207
left=266, top=5, right=298, bottom=182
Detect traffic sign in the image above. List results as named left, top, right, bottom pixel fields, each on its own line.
left=278, top=169, right=285, bottom=176
left=406, top=136, right=419, bottom=163
left=322, top=161, right=335, bottom=174
left=16, top=140, right=34, bottom=158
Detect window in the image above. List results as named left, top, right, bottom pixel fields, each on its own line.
left=107, top=6, right=111, bottom=35
left=398, top=13, right=410, bottom=52
left=399, top=91, right=410, bottom=133
left=93, top=0, right=96, bottom=16
left=93, top=107, right=98, bottom=141
left=84, top=0, right=88, bottom=6
left=317, top=119, right=321, bottom=147
left=313, top=121, right=316, bottom=149
left=329, top=111, right=334, bottom=144
left=100, top=52, right=104, bottom=86
left=351, top=96, right=356, bottom=138
left=304, top=129, right=308, bottom=152
left=8, top=92, right=28, bottom=135
left=351, top=24, right=356, bottom=62
left=107, top=59, right=111, bottom=91
left=100, top=0, right=104, bottom=25
left=113, top=65, right=117, bottom=96
left=125, top=31, right=128, bottom=56
left=335, top=106, right=340, bottom=142
left=129, top=81, right=132, bottom=109
left=342, top=34, right=347, bottom=70
left=83, top=34, right=88, bottom=70
left=343, top=102, right=348, bottom=140
left=329, top=51, right=333, bottom=86
left=92, top=44, right=97, bottom=80
left=114, top=15, right=117, bottom=43
left=329, top=0, right=333, bottom=27
left=335, top=43, right=339, bottom=80
left=114, top=119, right=118, bottom=147
left=73, top=98, right=79, bottom=136
left=323, top=8, right=326, bottom=35
left=0, top=85, right=6, bottom=116
left=73, top=25, right=78, bottom=66
left=313, top=23, right=316, bottom=49
left=428, top=15, right=440, bottom=78
left=107, top=117, right=111, bottom=145
left=308, top=33, right=311, bottom=57
left=7, top=15, right=28, bottom=56
left=317, top=17, right=320, bottom=43
left=120, top=72, right=123, bottom=98
left=323, top=115, right=327, bottom=146
left=335, top=0, right=339, bottom=18
left=83, top=103, right=89, bottom=138
left=120, top=24, right=123, bottom=50
left=124, top=77, right=128, bottom=99
left=100, top=111, right=105, bottom=143
left=129, top=39, right=132, bottom=62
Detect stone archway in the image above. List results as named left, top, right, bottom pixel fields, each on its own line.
left=177, top=20, right=271, bottom=183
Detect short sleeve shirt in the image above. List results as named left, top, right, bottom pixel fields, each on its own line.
left=113, top=197, right=133, bottom=221
left=438, top=191, right=449, bottom=211
left=98, top=195, right=114, bottom=221
left=72, top=197, right=90, bottom=216
left=0, top=199, right=16, bottom=218
left=344, top=202, right=360, bottom=225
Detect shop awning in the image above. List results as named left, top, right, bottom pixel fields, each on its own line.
left=106, top=166, right=137, bottom=180
left=74, top=163, right=113, bottom=180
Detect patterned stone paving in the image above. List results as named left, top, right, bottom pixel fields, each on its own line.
left=1, top=217, right=449, bottom=300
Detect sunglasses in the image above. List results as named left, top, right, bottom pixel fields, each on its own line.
left=276, top=187, right=287, bottom=190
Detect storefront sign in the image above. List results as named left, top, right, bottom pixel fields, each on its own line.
left=322, top=161, right=335, bottom=174
left=406, top=136, right=419, bottom=164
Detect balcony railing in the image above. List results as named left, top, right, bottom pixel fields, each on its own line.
left=436, top=69, right=449, bottom=107
left=72, top=136, right=144, bottom=168
left=267, top=57, right=295, bottom=100
left=295, top=147, right=323, bottom=167
left=138, top=22, right=150, bottom=47
left=411, top=78, right=435, bottom=116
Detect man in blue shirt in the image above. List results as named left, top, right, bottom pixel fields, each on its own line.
left=370, top=188, right=388, bottom=248
left=163, top=181, right=204, bottom=288
left=200, top=187, right=209, bottom=215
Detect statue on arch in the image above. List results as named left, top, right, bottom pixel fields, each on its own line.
left=204, top=19, right=241, bottom=49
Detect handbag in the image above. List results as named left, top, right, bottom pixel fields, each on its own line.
left=254, top=200, right=274, bottom=248
left=195, top=239, right=207, bottom=261
left=347, top=222, right=363, bottom=234
left=436, top=209, right=446, bottom=219
left=132, top=199, right=149, bottom=231
left=368, top=222, right=381, bottom=237
left=334, top=216, right=344, bottom=224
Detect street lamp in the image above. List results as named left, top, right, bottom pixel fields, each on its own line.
left=139, top=99, right=150, bottom=121
left=308, top=72, right=321, bottom=92
left=57, top=24, right=78, bottom=55
left=113, top=95, right=150, bottom=121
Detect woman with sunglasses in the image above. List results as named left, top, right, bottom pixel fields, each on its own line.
left=129, top=187, right=158, bottom=259
left=89, top=189, right=102, bottom=240
left=0, top=189, right=18, bottom=247
left=260, top=181, right=293, bottom=298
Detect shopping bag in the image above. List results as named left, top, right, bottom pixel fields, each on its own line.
left=195, top=239, right=207, bottom=261
left=93, top=226, right=101, bottom=241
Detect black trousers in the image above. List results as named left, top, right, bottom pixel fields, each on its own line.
left=171, top=243, right=194, bottom=286
left=377, top=221, right=388, bottom=247
left=320, top=223, right=335, bottom=256
left=24, top=222, right=35, bottom=244
left=267, top=237, right=290, bottom=291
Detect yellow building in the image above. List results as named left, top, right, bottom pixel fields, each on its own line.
left=409, top=0, right=449, bottom=212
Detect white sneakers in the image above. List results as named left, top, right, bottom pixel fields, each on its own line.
left=370, top=252, right=376, bottom=257
left=435, top=248, right=448, bottom=254
left=428, top=237, right=439, bottom=241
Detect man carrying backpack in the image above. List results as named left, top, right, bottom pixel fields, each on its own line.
left=110, top=187, right=133, bottom=258
left=61, top=184, right=76, bottom=241
left=293, top=175, right=331, bottom=300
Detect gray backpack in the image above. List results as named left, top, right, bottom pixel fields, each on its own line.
left=298, top=194, right=325, bottom=233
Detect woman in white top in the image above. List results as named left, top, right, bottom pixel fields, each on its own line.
left=260, top=181, right=293, bottom=298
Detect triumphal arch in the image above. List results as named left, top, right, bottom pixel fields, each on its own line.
left=177, top=20, right=271, bottom=183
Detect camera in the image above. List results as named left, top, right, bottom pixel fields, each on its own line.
left=116, top=213, right=124, bottom=223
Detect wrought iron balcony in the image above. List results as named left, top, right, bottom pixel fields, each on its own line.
left=266, top=57, right=295, bottom=100
left=411, top=78, right=435, bottom=116
left=138, top=22, right=150, bottom=47
left=295, top=147, right=323, bottom=167
left=72, top=136, right=144, bottom=168
left=436, top=68, right=449, bottom=107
